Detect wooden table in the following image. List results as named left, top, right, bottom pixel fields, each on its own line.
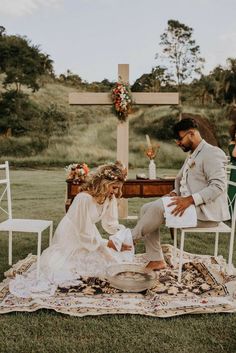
left=65, top=178, right=175, bottom=211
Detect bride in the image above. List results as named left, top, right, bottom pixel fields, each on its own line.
left=9, top=161, right=134, bottom=298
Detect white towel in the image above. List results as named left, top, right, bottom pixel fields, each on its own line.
left=109, top=226, right=134, bottom=252
left=162, top=196, right=197, bottom=228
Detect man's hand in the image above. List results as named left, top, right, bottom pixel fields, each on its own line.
left=167, top=196, right=194, bottom=216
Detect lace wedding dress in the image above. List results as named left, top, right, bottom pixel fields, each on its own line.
left=9, top=192, right=134, bottom=298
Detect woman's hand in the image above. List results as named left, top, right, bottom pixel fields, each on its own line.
left=107, top=239, right=117, bottom=250
left=121, top=243, right=133, bottom=252
left=107, top=240, right=132, bottom=252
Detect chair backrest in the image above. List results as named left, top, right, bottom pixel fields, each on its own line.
left=0, top=161, right=12, bottom=219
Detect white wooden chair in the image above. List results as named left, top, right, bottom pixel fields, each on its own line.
left=0, top=161, right=53, bottom=279
left=173, top=165, right=236, bottom=283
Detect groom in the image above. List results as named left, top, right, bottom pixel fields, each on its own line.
left=132, top=117, right=230, bottom=270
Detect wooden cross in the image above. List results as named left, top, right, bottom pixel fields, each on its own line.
left=69, top=64, right=179, bottom=218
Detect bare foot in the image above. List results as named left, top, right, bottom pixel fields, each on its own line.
left=146, top=260, right=167, bottom=271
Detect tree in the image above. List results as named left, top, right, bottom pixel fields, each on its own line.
left=0, top=91, right=69, bottom=141
left=0, top=29, right=55, bottom=138
left=132, top=66, right=173, bottom=92
left=223, top=58, right=236, bottom=104
left=191, top=75, right=217, bottom=105
left=0, top=90, right=40, bottom=136
left=0, top=32, right=54, bottom=92
left=0, top=26, right=5, bottom=36
left=58, top=69, right=86, bottom=89
left=156, top=20, right=205, bottom=92
left=207, top=66, right=226, bottom=105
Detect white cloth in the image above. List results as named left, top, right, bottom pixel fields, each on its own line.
left=9, top=192, right=134, bottom=298
left=109, top=226, right=134, bottom=261
left=162, top=196, right=197, bottom=228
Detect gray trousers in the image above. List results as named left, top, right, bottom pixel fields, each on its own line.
left=131, top=198, right=219, bottom=262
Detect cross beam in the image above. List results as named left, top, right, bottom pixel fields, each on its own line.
left=69, top=92, right=179, bottom=105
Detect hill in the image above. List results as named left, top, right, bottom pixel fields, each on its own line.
left=0, top=79, right=231, bottom=169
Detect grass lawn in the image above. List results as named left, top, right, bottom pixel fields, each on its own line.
left=0, top=168, right=235, bottom=353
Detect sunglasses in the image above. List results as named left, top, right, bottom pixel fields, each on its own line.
left=175, top=131, right=191, bottom=142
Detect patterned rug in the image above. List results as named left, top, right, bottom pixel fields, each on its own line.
left=0, top=244, right=236, bottom=317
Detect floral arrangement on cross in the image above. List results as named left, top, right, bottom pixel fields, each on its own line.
left=65, top=163, right=89, bottom=183
left=111, top=82, right=132, bottom=122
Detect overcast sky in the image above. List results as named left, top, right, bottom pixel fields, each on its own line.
left=0, top=0, right=236, bottom=83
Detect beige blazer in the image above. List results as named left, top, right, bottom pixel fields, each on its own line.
left=174, top=140, right=230, bottom=222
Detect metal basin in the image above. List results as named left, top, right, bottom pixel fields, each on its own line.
left=106, top=263, right=157, bottom=292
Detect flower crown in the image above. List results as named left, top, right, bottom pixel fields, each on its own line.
left=96, top=161, right=127, bottom=182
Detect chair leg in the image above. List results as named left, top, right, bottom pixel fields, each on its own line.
left=173, top=229, right=177, bottom=265
left=228, top=230, right=235, bottom=271
left=178, top=230, right=185, bottom=283
left=214, top=232, right=219, bottom=258
left=36, top=232, right=42, bottom=280
left=8, top=231, right=12, bottom=266
left=49, top=222, right=53, bottom=246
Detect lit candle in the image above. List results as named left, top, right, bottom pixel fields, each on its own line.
left=146, top=134, right=152, bottom=148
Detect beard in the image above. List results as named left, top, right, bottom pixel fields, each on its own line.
left=180, top=145, right=191, bottom=152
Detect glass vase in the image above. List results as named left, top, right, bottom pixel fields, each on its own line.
left=148, top=159, right=156, bottom=179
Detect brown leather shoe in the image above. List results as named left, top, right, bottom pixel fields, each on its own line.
left=146, top=260, right=167, bottom=271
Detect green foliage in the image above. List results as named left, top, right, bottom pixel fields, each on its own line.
left=0, top=28, right=62, bottom=153
left=132, top=109, right=178, bottom=141
left=0, top=91, right=69, bottom=136
left=149, top=115, right=178, bottom=140
left=0, top=30, right=53, bottom=92
left=0, top=89, right=70, bottom=155
left=0, top=136, right=48, bottom=156
left=58, top=69, right=84, bottom=88
left=206, top=107, right=231, bottom=149
left=40, top=104, right=70, bottom=137
left=0, top=90, right=40, bottom=135
left=187, top=60, right=236, bottom=106
left=189, top=75, right=217, bottom=105
left=131, top=66, right=174, bottom=92
left=87, top=78, right=114, bottom=92
left=223, top=58, right=236, bottom=104
left=57, top=70, right=114, bottom=92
